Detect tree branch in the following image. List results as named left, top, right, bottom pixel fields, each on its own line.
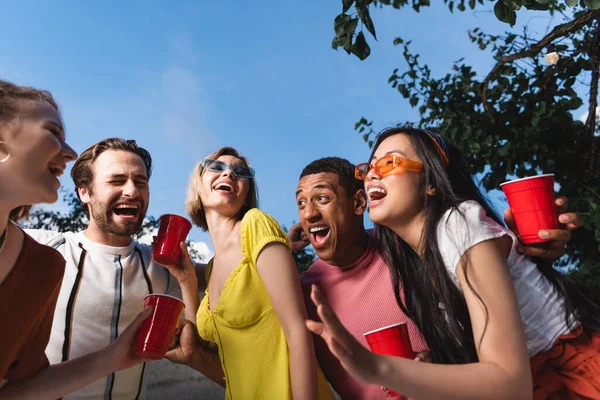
left=585, top=21, right=599, bottom=177
left=481, top=10, right=600, bottom=117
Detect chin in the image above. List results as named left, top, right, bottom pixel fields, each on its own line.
left=40, top=190, right=59, bottom=204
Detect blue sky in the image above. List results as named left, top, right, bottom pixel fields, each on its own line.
left=0, top=1, right=570, bottom=248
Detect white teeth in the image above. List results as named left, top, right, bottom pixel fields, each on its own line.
left=367, top=187, right=387, bottom=195
left=48, top=163, right=64, bottom=176
left=115, top=204, right=139, bottom=209
left=214, top=183, right=233, bottom=191
left=309, top=226, right=329, bottom=233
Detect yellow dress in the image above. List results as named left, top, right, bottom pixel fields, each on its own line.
left=197, top=209, right=334, bottom=400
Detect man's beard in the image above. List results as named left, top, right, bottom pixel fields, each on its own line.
left=89, top=199, right=147, bottom=237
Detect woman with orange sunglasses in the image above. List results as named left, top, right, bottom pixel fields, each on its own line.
left=307, top=126, right=600, bottom=399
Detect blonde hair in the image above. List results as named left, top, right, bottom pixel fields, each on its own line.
left=186, top=147, right=258, bottom=231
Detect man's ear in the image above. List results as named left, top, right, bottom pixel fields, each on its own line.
left=78, top=186, right=91, bottom=205
left=354, top=189, right=368, bottom=216
left=427, top=185, right=437, bottom=196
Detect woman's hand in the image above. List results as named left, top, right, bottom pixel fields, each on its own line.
left=154, top=241, right=198, bottom=289
left=305, top=284, right=386, bottom=385
left=105, top=308, right=153, bottom=371
left=504, top=196, right=583, bottom=261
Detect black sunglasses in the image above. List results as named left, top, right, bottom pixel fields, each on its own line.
left=201, top=158, right=255, bottom=179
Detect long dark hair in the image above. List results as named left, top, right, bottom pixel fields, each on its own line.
left=371, top=126, right=600, bottom=364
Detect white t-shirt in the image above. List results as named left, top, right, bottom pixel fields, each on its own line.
left=436, top=201, right=576, bottom=357
left=27, top=229, right=179, bottom=400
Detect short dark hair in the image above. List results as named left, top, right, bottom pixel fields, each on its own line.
left=299, top=157, right=363, bottom=195
left=71, top=138, right=152, bottom=198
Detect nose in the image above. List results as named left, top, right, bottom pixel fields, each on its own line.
left=61, top=141, right=78, bottom=163
left=122, top=180, right=141, bottom=199
left=303, top=201, right=321, bottom=224
left=221, top=168, right=234, bottom=178
left=366, top=164, right=381, bottom=181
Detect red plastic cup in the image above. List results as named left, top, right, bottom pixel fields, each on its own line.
left=500, top=174, right=558, bottom=244
left=364, top=322, right=413, bottom=397
left=153, top=214, right=192, bottom=265
left=136, top=294, right=185, bottom=360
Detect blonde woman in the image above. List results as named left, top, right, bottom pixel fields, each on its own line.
left=179, top=147, right=333, bottom=399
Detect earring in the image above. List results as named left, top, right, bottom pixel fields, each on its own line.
left=0, top=142, right=10, bottom=163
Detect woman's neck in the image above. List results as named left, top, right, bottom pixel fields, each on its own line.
left=389, top=211, right=427, bottom=255
left=205, top=210, right=241, bottom=255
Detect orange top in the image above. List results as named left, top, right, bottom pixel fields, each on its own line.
left=0, top=231, right=65, bottom=380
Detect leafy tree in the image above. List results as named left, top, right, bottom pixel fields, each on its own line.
left=333, top=1, right=600, bottom=288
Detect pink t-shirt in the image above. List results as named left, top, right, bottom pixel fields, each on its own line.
left=301, top=232, right=428, bottom=400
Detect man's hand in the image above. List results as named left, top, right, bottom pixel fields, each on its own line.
left=504, top=196, right=584, bottom=262
left=288, top=223, right=310, bottom=252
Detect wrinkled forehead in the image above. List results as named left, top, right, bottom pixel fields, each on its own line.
left=92, top=150, right=148, bottom=180
left=296, top=172, right=341, bottom=197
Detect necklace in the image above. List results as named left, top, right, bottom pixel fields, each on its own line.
left=0, top=224, right=7, bottom=254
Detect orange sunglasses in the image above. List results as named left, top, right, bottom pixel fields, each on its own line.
left=354, top=154, right=424, bottom=180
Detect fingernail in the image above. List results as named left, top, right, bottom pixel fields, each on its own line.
left=557, top=198, right=565, bottom=205
left=539, top=230, right=549, bottom=239
left=559, top=215, right=568, bottom=223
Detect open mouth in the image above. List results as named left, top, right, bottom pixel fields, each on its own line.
left=213, top=182, right=234, bottom=193
left=309, top=226, right=330, bottom=248
left=367, top=187, right=387, bottom=205
left=48, top=163, right=65, bottom=178
left=113, top=203, right=140, bottom=218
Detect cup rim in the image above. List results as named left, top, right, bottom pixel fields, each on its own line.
left=160, top=213, right=192, bottom=224
left=499, top=173, right=554, bottom=187
left=144, top=293, right=185, bottom=306
left=363, top=322, right=408, bottom=336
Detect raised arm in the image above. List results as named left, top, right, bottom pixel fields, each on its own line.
left=257, top=242, right=318, bottom=400
left=307, top=236, right=532, bottom=400
left=159, top=242, right=200, bottom=322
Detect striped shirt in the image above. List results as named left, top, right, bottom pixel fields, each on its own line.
left=301, top=230, right=428, bottom=400
left=27, top=230, right=178, bottom=400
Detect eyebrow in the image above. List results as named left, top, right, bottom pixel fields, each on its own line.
left=295, top=183, right=336, bottom=197
left=45, top=121, right=65, bottom=134
left=108, top=173, right=149, bottom=181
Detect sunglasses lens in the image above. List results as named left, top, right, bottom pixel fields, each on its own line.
left=355, top=164, right=369, bottom=180
left=232, top=165, right=254, bottom=178
left=204, top=159, right=226, bottom=172
left=375, top=156, right=397, bottom=175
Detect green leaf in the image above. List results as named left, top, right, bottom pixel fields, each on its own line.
left=566, top=0, right=578, bottom=6
left=356, top=3, right=377, bottom=39
left=457, top=2, right=466, bottom=11
left=362, top=133, right=369, bottom=141
left=351, top=31, right=371, bottom=60
left=410, top=97, right=419, bottom=107
left=585, top=0, right=600, bottom=9
left=469, top=0, right=476, bottom=8
left=494, top=1, right=517, bottom=26
left=342, top=0, right=355, bottom=13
